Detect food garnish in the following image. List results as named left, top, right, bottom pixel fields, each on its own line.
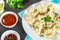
left=6, top=0, right=24, bottom=9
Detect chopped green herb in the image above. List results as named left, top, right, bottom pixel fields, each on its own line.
left=58, top=16, right=60, bottom=18
left=56, top=26, right=59, bottom=29
left=33, top=25, right=39, bottom=29
left=41, top=15, right=52, bottom=22
left=40, top=34, right=44, bottom=37
left=44, top=27, right=48, bottom=29
left=41, top=18, right=44, bottom=20
left=47, top=8, right=50, bottom=12
left=52, top=21, right=54, bottom=23
left=34, top=9, right=37, bottom=12
left=35, top=27, right=39, bottom=29
left=55, top=13, right=58, bottom=15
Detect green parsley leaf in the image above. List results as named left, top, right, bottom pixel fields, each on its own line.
left=41, top=15, right=52, bottom=22
left=34, top=9, right=37, bottom=12
left=40, top=34, right=44, bottom=37
left=55, top=26, right=59, bottom=29
left=44, top=27, right=48, bottom=29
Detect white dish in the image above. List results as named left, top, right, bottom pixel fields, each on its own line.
left=22, top=1, right=60, bottom=40
left=1, top=30, right=20, bottom=40
left=0, top=11, right=18, bottom=28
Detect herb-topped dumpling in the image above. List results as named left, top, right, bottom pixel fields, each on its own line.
left=25, top=3, right=60, bottom=38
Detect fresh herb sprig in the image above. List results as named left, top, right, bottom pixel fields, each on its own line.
left=6, top=0, right=24, bottom=9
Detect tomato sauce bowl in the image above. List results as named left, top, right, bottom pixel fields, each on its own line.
left=0, top=11, right=18, bottom=28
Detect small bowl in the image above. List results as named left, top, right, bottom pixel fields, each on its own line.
left=0, top=11, right=18, bottom=28
left=1, top=30, right=20, bottom=40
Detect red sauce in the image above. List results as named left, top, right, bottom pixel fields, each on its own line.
left=4, top=34, right=17, bottom=40
left=2, top=14, right=16, bottom=26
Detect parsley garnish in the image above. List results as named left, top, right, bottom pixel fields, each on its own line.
left=59, top=16, right=60, bottom=18
left=40, top=34, right=44, bottom=37
left=41, top=15, right=52, bottom=22
left=34, top=9, right=37, bottom=12
left=47, top=8, right=50, bottom=12
left=44, top=27, right=48, bottom=29
left=55, top=13, right=58, bottom=15
left=52, top=21, right=54, bottom=23
left=56, top=26, right=59, bottom=29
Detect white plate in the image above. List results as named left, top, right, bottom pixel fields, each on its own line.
left=22, top=1, right=60, bottom=40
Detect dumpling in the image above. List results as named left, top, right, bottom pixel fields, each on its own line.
left=40, top=28, right=54, bottom=37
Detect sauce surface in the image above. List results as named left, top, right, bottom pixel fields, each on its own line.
left=2, top=14, right=16, bottom=26
left=4, top=34, right=17, bottom=40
